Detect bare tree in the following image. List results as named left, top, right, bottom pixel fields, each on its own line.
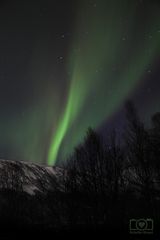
left=124, top=101, right=155, bottom=211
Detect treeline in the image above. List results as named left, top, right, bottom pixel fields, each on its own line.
left=61, top=101, right=160, bottom=231
left=0, top=101, right=160, bottom=235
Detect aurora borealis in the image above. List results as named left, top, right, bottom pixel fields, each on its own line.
left=0, top=0, right=160, bottom=165
left=48, top=0, right=160, bottom=165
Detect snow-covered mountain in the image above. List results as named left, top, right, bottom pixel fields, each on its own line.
left=0, top=159, right=65, bottom=195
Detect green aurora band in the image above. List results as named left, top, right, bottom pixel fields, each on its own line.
left=1, top=0, right=159, bottom=165
left=47, top=0, right=160, bottom=165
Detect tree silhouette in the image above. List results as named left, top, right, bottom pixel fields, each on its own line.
left=0, top=101, right=159, bottom=235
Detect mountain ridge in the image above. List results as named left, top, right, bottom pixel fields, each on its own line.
left=0, top=159, right=64, bottom=195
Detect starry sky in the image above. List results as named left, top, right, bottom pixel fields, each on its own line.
left=0, top=0, right=159, bottom=165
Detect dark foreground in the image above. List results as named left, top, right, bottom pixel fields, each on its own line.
left=0, top=224, right=159, bottom=240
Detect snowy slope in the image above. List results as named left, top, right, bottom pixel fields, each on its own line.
left=0, top=159, right=64, bottom=195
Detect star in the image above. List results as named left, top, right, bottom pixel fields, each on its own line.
left=59, top=56, right=64, bottom=61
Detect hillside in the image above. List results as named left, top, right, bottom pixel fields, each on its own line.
left=0, top=159, right=64, bottom=194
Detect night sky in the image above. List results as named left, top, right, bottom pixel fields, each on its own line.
left=0, top=0, right=159, bottom=165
